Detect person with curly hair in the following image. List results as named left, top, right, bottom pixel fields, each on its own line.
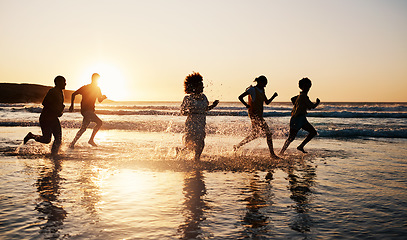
left=179, top=72, right=219, bottom=161
left=234, top=75, right=280, bottom=159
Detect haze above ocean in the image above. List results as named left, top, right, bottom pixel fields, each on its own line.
left=1, top=101, right=406, bottom=239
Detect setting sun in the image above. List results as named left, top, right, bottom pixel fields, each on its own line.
left=80, top=62, right=129, bottom=101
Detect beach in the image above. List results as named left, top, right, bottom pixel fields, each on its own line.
left=1, top=102, right=406, bottom=239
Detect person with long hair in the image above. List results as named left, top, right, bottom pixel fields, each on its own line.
left=234, top=75, right=279, bottom=159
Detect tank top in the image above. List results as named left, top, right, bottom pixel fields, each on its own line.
left=248, top=86, right=265, bottom=117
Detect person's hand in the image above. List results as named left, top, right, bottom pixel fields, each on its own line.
left=316, top=98, right=320, bottom=104
left=102, top=95, right=107, bottom=101
left=245, top=104, right=250, bottom=109
left=213, top=100, right=219, bottom=107
left=272, top=92, right=278, bottom=98
left=69, top=105, right=74, bottom=112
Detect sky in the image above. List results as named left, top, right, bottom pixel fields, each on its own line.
left=1, top=0, right=406, bottom=102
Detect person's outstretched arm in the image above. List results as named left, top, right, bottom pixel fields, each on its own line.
left=207, top=100, right=219, bottom=111
left=306, top=97, right=320, bottom=110
left=98, top=95, right=107, bottom=103
left=97, top=87, right=107, bottom=103
left=265, top=92, right=278, bottom=105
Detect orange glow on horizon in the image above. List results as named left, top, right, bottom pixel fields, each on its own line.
left=79, top=62, right=130, bottom=101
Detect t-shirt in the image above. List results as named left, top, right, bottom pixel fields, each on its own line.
left=41, top=87, right=65, bottom=119
left=291, top=91, right=316, bottom=117
left=76, top=84, right=102, bottom=113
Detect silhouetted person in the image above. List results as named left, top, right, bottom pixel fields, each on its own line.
left=280, top=77, right=320, bottom=155
left=178, top=72, right=219, bottom=161
left=69, top=73, right=107, bottom=148
left=24, top=76, right=66, bottom=156
left=234, top=75, right=279, bottom=159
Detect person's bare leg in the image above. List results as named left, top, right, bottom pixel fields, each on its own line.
left=88, top=122, right=102, bottom=147
left=50, top=120, right=62, bottom=156
left=70, top=119, right=89, bottom=148
left=279, top=134, right=296, bottom=155
left=279, top=139, right=291, bottom=155
left=297, top=122, right=317, bottom=153
left=194, top=140, right=205, bottom=161
left=234, top=132, right=258, bottom=151
left=266, top=134, right=280, bottom=159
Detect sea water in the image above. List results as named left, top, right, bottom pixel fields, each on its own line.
left=0, top=102, right=406, bottom=239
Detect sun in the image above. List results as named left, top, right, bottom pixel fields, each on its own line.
left=81, top=62, right=129, bottom=101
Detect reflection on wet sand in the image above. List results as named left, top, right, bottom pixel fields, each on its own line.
left=31, top=152, right=318, bottom=239
left=242, top=172, right=273, bottom=238
left=77, top=161, right=102, bottom=218
left=35, top=158, right=67, bottom=239
left=285, top=159, right=316, bottom=234
left=178, top=170, right=209, bottom=239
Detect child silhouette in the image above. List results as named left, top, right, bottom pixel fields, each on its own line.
left=179, top=72, right=219, bottom=161
left=280, top=77, right=320, bottom=155
left=234, top=75, right=279, bottom=159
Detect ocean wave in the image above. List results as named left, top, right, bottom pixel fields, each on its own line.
left=0, top=102, right=406, bottom=118
left=317, top=129, right=407, bottom=138
left=77, top=110, right=407, bottom=118
left=306, top=111, right=407, bottom=118
left=2, top=120, right=406, bottom=139
left=0, top=107, right=405, bottom=119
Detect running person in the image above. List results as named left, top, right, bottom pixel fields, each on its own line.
left=279, top=77, right=320, bottom=154
left=69, top=73, right=107, bottom=148
left=234, top=75, right=279, bottom=159
left=179, top=72, right=219, bottom=161
left=24, top=76, right=66, bottom=156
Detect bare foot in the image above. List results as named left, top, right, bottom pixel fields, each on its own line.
left=88, top=140, right=98, bottom=147
left=297, top=146, right=307, bottom=153
left=24, top=132, right=34, bottom=144
left=270, top=154, right=282, bottom=160
left=69, top=143, right=75, bottom=149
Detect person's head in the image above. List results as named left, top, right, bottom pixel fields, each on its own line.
left=254, top=75, right=268, bottom=88
left=54, top=75, right=66, bottom=89
left=91, top=73, right=100, bottom=85
left=298, top=77, right=312, bottom=91
left=184, top=72, right=204, bottom=94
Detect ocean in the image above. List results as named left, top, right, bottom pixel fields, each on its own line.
left=0, top=101, right=406, bottom=239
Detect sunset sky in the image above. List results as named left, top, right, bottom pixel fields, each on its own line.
left=1, top=0, right=406, bottom=102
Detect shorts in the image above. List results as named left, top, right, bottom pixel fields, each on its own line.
left=289, top=115, right=308, bottom=132
left=81, top=111, right=102, bottom=125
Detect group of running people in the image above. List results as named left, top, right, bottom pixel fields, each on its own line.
left=179, top=73, right=320, bottom=161
left=24, top=73, right=320, bottom=160
left=24, top=73, right=106, bottom=155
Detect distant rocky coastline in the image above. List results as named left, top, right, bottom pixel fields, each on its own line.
left=0, top=83, right=75, bottom=103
